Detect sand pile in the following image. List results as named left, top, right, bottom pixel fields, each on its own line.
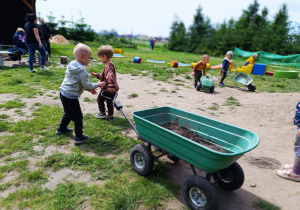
left=50, top=35, right=70, bottom=44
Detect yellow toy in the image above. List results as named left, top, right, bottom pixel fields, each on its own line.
left=191, top=62, right=210, bottom=69
left=113, top=49, right=123, bottom=54
left=234, top=64, right=253, bottom=74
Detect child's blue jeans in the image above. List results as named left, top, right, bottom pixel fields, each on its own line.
left=293, top=127, right=300, bottom=174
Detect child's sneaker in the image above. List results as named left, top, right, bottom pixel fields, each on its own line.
left=40, top=66, right=49, bottom=70
left=74, top=135, right=89, bottom=145
left=108, top=116, right=115, bottom=122
left=56, top=127, right=73, bottom=135
left=96, top=113, right=107, bottom=119
left=219, top=83, right=225, bottom=87
left=29, top=68, right=37, bottom=73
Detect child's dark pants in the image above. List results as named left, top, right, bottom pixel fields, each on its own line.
left=97, top=91, right=116, bottom=116
left=194, top=70, right=202, bottom=87
left=220, top=70, right=227, bottom=84
left=59, top=93, right=83, bottom=136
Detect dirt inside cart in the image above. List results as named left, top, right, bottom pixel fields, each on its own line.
left=162, top=121, right=227, bottom=153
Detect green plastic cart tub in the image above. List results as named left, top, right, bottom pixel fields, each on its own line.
left=132, top=106, right=260, bottom=173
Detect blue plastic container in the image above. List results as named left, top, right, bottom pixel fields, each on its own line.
left=252, top=63, right=268, bottom=75
left=134, top=57, right=142, bottom=63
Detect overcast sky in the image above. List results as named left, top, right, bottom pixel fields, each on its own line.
left=36, top=0, right=299, bottom=37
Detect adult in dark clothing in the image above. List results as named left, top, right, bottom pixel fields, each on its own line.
left=39, top=18, right=52, bottom=56
left=24, top=13, right=49, bottom=72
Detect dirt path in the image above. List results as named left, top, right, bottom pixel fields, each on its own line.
left=1, top=73, right=300, bottom=209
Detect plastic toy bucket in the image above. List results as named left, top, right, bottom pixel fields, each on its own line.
left=170, top=61, right=178, bottom=67
left=134, top=57, right=142, bottom=63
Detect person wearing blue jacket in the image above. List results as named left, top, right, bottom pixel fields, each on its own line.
left=277, top=101, right=300, bottom=181
left=219, top=51, right=233, bottom=87
left=57, top=43, right=101, bottom=145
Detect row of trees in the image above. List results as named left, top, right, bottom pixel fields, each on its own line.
left=168, top=0, right=300, bottom=56
left=45, top=13, right=97, bottom=41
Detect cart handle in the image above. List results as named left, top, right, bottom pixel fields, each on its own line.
left=100, top=90, right=139, bottom=136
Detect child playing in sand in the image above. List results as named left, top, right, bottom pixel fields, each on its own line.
left=219, top=51, right=233, bottom=87
left=91, top=45, right=119, bottom=122
left=192, top=54, right=209, bottom=88
left=56, top=43, right=101, bottom=145
left=277, top=100, right=300, bottom=181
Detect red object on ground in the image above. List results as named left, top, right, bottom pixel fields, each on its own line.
left=266, top=71, right=274, bottom=76
left=171, top=61, right=178, bottom=67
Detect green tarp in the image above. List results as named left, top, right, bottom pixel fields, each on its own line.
left=234, top=47, right=300, bottom=68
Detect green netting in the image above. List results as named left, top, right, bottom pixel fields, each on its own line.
left=234, top=47, right=300, bottom=68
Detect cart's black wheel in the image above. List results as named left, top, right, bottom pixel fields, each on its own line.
left=247, top=83, right=256, bottom=92
left=196, top=82, right=201, bottom=91
left=167, top=154, right=180, bottom=162
left=209, top=85, right=215, bottom=93
left=130, top=144, right=154, bottom=176
left=182, top=175, right=218, bottom=210
left=212, top=162, right=244, bottom=191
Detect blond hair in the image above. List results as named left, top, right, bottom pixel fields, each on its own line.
left=73, top=43, right=92, bottom=59
left=202, top=54, right=209, bottom=59
left=16, top=28, right=25, bottom=32
left=97, top=45, right=114, bottom=58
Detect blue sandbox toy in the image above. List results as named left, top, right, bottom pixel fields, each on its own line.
left=113, top=54, right=125, bottom=58
left=147, top=59, right=165, bottom=64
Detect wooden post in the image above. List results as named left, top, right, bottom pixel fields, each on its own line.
left=60, top=56, right=68, bottom=64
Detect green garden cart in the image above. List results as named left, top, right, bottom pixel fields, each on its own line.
left=102, top=91, right=260, bottom=210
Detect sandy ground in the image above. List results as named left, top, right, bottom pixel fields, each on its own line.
left=1, top=72, right=300, bottom=209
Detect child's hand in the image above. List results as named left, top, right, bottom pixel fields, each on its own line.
left=98, top=81, right=105, bottom=88
left=91, top=88, right=98, bottom=95
left=298, top=129, right=300, bottom=137
left=108, top=88, right=115, bottom=93
left=91, top=72, right=97, bottom=77
left=192, top=72, right=195, bottom=76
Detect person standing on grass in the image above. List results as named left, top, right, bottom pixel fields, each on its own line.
left=24, top=13, right=49, bottom=72
left=91, top=45, right=119, bottom=122
left=192, top=54, right=209, bottom=88
left=219, top=51, right=233, bottom=87
left=277, top=100, right=300, bottom=182
left=39, top=18, right=52, bottom=57
left=56, top=43, right=101, bottom=145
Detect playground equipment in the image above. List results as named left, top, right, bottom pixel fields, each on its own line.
left=191, top=62, right=210, bottom=69
left=113, top=49, right=123, bottom=54
left=273, top=70, right=299, bottom=79
left=170, top=61, right=191, bottom=67
left=113, top=54, right=125, bottom=58
left=134, top=57, right=142, bottom=63
left=147, top=59, right=165, bottom=64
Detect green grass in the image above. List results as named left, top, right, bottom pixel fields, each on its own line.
left=0, top=99, right=26, bottom=110
left=0, top=41, right=295, bottom=209
left=253, top=200, right=280, bottom=210
left=223, top=96, right=241, bottom=108
left=208, top=103, right=219, bottom=110
left=128, top=93, right=138, bottom=98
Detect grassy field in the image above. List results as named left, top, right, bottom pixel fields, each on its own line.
left=0, top=42, right=291, bottom=209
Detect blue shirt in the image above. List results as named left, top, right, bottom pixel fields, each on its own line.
left=222, top=58, right=230, bottom=72
left=294, top=101, right=300, bottom=127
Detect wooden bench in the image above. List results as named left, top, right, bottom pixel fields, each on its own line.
left=0, top=49, right=41, bottom=67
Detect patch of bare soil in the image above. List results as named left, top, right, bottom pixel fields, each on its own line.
left=162, top=121, right=226, bottom=153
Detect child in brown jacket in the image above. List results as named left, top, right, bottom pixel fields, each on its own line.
left=192, top=54, right=209, bottom=88
left=91, top=45, right=119, bottom=122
